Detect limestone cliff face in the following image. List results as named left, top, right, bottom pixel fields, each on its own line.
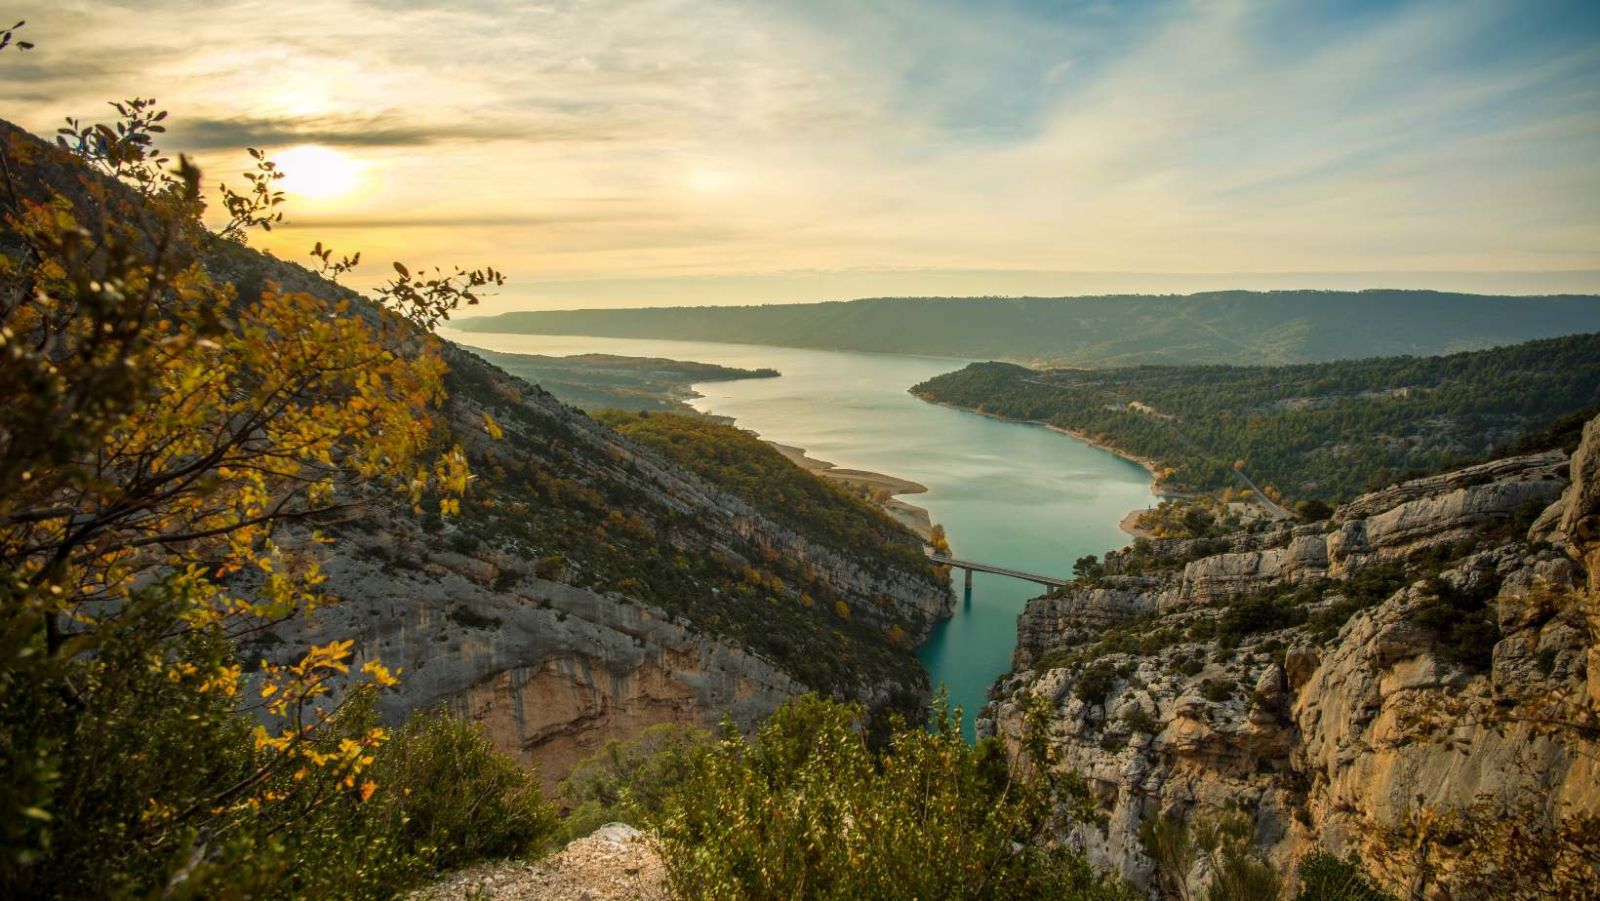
left=261, top=538, right=803, bottom=790
left=984, top=430, right=1598, bottom=893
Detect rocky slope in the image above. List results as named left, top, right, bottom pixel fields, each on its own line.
left=982, top=423, right=1600, bottom=894
left=192, top=219, right=953, bottom=790
left=252, top=309, right=950, bottom=787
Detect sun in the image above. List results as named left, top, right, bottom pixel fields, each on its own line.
left=272, top=145, right=362, bottom=199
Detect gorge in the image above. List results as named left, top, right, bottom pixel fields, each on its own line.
left=441, top=329, right=1159, bottom=737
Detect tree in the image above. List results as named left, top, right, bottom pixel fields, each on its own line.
left=654, top=693, right=1131, bottom=900
left=1074, top=554, right=1103, bottom=580
left=0, top=78, right=507, bottom=892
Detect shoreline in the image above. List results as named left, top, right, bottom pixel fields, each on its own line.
left=913, top=392, right=1173, bottom=543
left=768, top=442, right=935, bottom=539
left=1118, top=508, right=1158, bottom=540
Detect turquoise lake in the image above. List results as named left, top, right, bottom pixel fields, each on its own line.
left=440, top=328, right=1156, bottom=736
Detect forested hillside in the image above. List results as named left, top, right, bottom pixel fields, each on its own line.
left=461, top=347, right=777, bottom=413
left=595, top=411, right=932, bottom=580
left=457, top=292, right=1600, bottom=367
left=914, top=333, right=1600, bottom=502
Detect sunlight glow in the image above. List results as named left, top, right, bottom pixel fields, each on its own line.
left=273, top=145, right=363, bottom=199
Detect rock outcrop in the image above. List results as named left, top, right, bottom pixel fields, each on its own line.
left=984, top=425, right=1600, bottom=894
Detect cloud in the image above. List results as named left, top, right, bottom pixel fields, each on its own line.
left=275, top=211, right=654, bottom=230
left=2, top=0, right=1596, bottom=304
left=168, top=114, right=590, bottom=150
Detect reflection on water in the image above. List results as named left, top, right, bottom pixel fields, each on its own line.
left=441, top=328, right=1155, bottom=737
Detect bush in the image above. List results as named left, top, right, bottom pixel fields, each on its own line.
left=655, top=694, right=1132, bottom=900
left=0, top=583, right=558, bottom=899
left=358, top=710, right=561, bottom=875
left=1120, top=707, right=1159, bottom=735
left=558, top=723, right=710, bottom=839
left=1075, top=663, right=1119, bottom=706
left=1142, top=812, right=1280, bottom=901
left=1294, top=852, right=1393, bottom=900
left=534, top=554, right=567, bottom=580
left=1218, top=592, right=1307, bottom=641
left=1295, top=499, right=1334, bottom=522
left=1413, top=573, right=1501, bottom=672
left=1200, top=678, right=1237, bottom=703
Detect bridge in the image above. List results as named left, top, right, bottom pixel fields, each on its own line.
left=926, top=551, right=1072, bottom=602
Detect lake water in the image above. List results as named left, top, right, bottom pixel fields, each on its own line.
left=440, top=328, right=1156, bottom=736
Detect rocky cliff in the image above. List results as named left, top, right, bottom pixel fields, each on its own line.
left=982, top=425, right=1600, bottom=894
left=205, top=237, right=951, bottom=790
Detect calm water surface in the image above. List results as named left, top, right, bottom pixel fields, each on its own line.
left=440, top=329, right=1155, bottom=736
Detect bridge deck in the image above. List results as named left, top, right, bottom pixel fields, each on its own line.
left=926, top=552, right=1071, bottom=587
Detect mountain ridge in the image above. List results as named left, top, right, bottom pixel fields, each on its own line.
left=456, top=290, right=1600, bottom=367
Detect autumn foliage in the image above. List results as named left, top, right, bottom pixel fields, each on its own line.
left=0, top=44, right=551, bottom=896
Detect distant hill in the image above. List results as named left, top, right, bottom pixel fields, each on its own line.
left=455, top=291, right=1600, bottom=367
left=913, top=332, right=1600, bottom=502
left=458, top=347, right=776, bottom=413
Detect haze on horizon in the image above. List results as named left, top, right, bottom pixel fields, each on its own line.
left=7, top=0, right=1600, bottom=310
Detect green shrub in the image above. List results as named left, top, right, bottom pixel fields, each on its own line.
left=0, top=584, right=558, bottom=900
left=363, top=710, right=561, bottom=874
left=1294, top=852, right=1393, bottom=900
left=534, top=554, right=567, bottom=580
left=1074, top=554, right=1104, bottom=580
left=1120, top=707, right=1159, bottom=735
left=1142, top=812, right=1281, bottom=901
left=654, top=694, right=1132, bottom=900
left=558, top=723, right=710, bottom=839
left=1218, top=592, right=1307, bottom=641
left=1075, top=663, right=1119, bottom=706
left=1200, top=678, right=1237, bottom=703
left=1413, top=573, right=1501, bottom=672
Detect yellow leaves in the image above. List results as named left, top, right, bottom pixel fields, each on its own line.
left=360, top=780, right=377, bottom=802
left=5, top=153, right=496, bottom=844
left=435, top=444, right=472, bottom=496
left=199, top=663, right=241, bottom=697
left=300, top=639, right=354, bottom=676
left=361, top=658, right=401, bottom=688
left=483, top=412, right=504, bottom=440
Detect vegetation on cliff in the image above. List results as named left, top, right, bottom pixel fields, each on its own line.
left=914, top=335, right=1600, bottom=502
left=436, top=364, right=944, bottom=699
left=988, top=439, right=1599, bottom=897
left=554, top=694, right=1133, bottom=900
left=595, top=410, right=933, bottom=576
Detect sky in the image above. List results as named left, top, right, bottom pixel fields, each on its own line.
left=4, top=0, right=1600, bottom=309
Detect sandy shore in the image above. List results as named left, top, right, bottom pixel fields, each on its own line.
left=769, top=442, right=936, bottom=539
left=1118, top=507, right=1158, bottom=540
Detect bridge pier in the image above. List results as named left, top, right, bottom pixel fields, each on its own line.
left=963, top=568, right=973, bottom=605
